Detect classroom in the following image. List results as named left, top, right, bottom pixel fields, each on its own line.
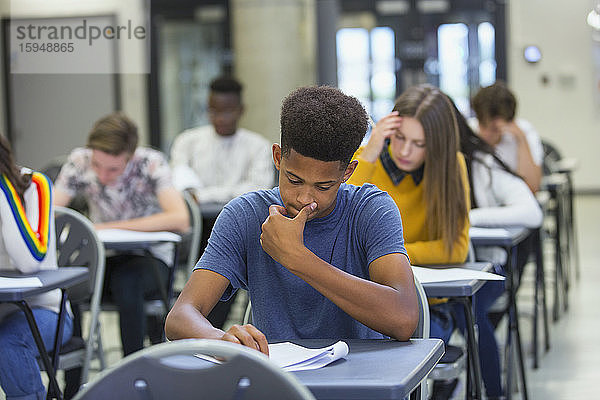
left=0, top=1, right=598, bottom=399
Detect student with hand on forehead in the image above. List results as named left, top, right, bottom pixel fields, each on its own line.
left=166, top=86, right=419, bottom=351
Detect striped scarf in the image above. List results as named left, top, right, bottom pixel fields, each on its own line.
left=0, top=172, right=52, bottom=261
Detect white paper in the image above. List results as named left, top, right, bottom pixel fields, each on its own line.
left=469, top=227, right=510, bottom=238
left=412, top=266, right=505, bottom=284
left=194, top=341, right=349, bottom=372
left=97, top=229, right=181, bottom=244
left=268, top=340, right=349, bottom=371
left=0, top=276, right=43, bottom=289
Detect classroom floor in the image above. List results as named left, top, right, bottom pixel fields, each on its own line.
left=0, top=195, right=598, bottom=400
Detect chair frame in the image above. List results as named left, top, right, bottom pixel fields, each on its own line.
left=74, top=339, right=316, bottom=400
left=53, top=206, right=107, bottom=384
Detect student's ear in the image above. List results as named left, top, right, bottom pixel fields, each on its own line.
left=341, top=160, right=358, bottom=183
left=272, top=143, right=282, bottom=171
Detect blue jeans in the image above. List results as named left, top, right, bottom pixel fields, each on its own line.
left=0, top=308, right=73, bottom=400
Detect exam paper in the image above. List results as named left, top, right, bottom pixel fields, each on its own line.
left=0, top=276, right=43, bottom=289
left=412, top=266, right=505, bottom=284
left=268, top=341, right=349, bottom=371
left=194, top=340, right=349, bottom=372
left=97, top=229, right=181, bottom=244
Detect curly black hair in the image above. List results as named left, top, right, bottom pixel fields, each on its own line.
left=280, top=86, right=367, bottom=166
left=210, top=76, right=242, bottom=96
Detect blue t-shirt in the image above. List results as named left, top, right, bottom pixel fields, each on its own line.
left=196, top=183, right=408, bottom=340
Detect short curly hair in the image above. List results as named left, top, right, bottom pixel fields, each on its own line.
left=280, top=86, right=367, bottom=167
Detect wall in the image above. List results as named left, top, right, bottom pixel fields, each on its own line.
left=0, top=0, right=149, bottom=146
left=508, top=0, right=600, bottom=192
left=231, top=0, right=316, bottom=144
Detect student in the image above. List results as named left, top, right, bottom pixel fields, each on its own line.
left=470, top=81, right=544, bottom=192
left=165, top=86, right=418, bottom=349
left=170, top=76, right=274, bottom=329
left=347, top=84, right=470, bottom=268
left=170, top=75, right=274, bottom=204
left=457, top=101, right=543, bottom=400
left=347, top=84, right=470, bottom=398
left=0, top=135, right=73, bottom=400
left=54, top=112, right=189, bottom=356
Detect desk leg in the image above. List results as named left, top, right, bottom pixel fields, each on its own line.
left=505, top=245, right=529, bottom=400
left=50, top=290, right=68, bottom=372
left=14, top=301, right=63, bottom=400
left=566, top=173, right=580, bottom=281
left=457, top=297, right=482, bottom=400
left=552, top=188, right=563, bottom=322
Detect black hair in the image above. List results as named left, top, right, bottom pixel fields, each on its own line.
left=210, top=76, right=242, bottom=97
left=280, top=86, right=368, bottom=167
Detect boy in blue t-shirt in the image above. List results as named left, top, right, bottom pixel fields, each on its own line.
left=166, top=86, right=418, bottom=355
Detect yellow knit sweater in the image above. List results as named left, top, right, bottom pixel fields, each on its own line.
left=348, top=148, right=470, bottom=266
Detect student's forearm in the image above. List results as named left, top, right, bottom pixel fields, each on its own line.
left=95, top=212, right=189, bottom=233
left=283, top=248, right=416, bottom=340
left=516, top=140, right=542, bottom=192
left=165, top=303, right=225, bottom=340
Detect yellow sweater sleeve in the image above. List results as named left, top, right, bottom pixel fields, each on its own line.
left=348, top=147, right=377, bottom=186
left=406, top=153, right=471, bottom=266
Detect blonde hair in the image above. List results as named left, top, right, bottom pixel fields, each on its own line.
left=393, top=84, right=468, bottom=254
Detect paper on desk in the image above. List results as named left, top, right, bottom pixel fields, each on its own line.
left=0, top=276, right=43, bottom=289
left=469, top=227, right=510, bottom=238
left=268, top=341, right=349, bottom=371
left=412, top=266, right=504, bottom=284
left=97, top=229, right=181, bottom=244
left=194, top=340, right=349, bottom=372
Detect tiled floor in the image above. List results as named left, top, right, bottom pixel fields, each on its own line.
left=1, top=195, right=598, bottom=399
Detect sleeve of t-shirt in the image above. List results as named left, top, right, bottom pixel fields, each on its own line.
left=54, top=148, right=87, bottom=197
left=148, top=150, right=176, bottom=193
left=356, top=188, right=409, bottom=265
left=194, top=199, right=249, bottom=300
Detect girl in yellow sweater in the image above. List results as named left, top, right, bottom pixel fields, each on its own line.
left=348, top=84, right=470, bottom=266
left=348, top=83, right=470, bottom=397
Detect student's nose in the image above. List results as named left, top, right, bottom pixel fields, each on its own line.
left=399, top=141, right=411, bottom=157
left=296, top=188, right=316, bottom=207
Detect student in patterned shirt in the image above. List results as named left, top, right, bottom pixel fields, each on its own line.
left=54, top=112, right=189, bottom=359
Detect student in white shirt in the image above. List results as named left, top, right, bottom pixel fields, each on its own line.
left=470, top=81, right=544, bottom=193
left=170, top=76, right=274, bottom=204
left=457, top=101, right=542, bottom=400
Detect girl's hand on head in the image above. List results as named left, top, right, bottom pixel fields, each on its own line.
left=361, top=112, right=403, bottom=163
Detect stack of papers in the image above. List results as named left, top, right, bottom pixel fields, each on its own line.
left=268, top=341, right=349, bottom=371
left=97, top=229, right=181, bottom=244
left=412, top=266, right=504, bottom=284
left=0, top=276, right=43, bottom=289
left=194, top=340, right=349, bottom=372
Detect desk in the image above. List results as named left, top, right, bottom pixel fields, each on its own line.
left=287, top=339, right=444, bottom=400
left=469, top=227, right=530, bottom=400
left=420, top=262, right=493, bottom=400
left=97, top=229, right=182, bottom=316
left=541, top=173, right=573, bottom=321
left=0, top=267, right=89, bottom=400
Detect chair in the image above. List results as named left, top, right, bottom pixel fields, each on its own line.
left=51, top=206, right=107, bottom=384
left=73, top=339, right=316, bottom=400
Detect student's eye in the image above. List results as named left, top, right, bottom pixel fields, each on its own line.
left=316, top=186, right=333, bottom=191
left=394, top=134, right=405, bottom=141
left=288, top=178, right=302, bottom=185
left=415, top=142, right=426, bottom=148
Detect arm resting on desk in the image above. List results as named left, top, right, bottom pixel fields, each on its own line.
left=165, top=269, right=269, bottom=355
left=94, top=188, right=190, bottom=233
